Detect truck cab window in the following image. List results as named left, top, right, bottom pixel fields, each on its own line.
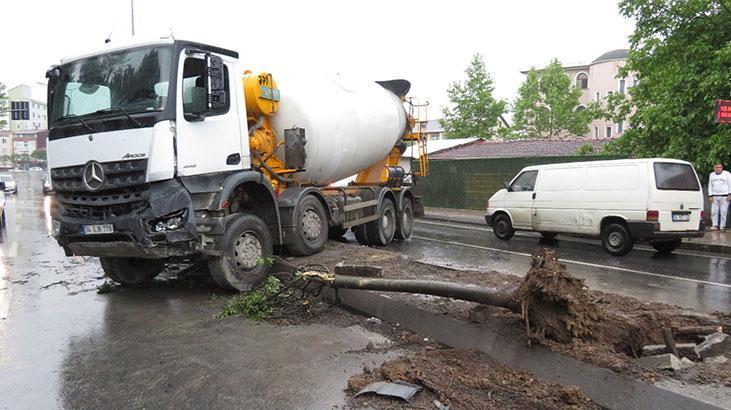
left=510, top=170, right=538, bottom=192
left=182, top=57, right=229, bottom=119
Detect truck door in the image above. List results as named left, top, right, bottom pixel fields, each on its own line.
left=505, top=170, right=538, bottom=230
left=174, top=50, right=246, bottom=176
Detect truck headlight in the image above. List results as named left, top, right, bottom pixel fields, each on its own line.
left=149, top=209, right=187, bottom=232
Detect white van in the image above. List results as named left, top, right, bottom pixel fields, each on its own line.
left=485, top=158, right=705, bottom=256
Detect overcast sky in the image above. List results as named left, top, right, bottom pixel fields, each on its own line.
left=2, top=0, right=634, bottom=116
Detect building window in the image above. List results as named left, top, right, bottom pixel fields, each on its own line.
left=594, top=127, right=599, bottom=138
left=618, top=79, right=626, bottom=94
left=595, top=92, right=601, bottom=102
left=633, top=78, right=639, bottom=87
left=617, top=120, right=624, bottom=134
left=576, top=72, right=588, bottom=89
left=606, top=126, right=612, bottom=138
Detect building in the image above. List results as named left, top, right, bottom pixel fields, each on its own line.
left=8, top=84, right=47, bottom=131
left=12, top=132, right=38, bottom=155
left=0, top=130, right=11, bottom=167
left=522, top=49, right=636, bottom=139
left=418, top=116, right=511, bottom=141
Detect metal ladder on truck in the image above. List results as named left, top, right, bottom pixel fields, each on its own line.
left=405, top=97, right=429, bottom=177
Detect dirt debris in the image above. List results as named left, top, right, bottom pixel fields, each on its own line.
left=347, top=348, right=599, bottom=409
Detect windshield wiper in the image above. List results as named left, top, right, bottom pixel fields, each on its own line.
left=56, top=114, right=94, bottom=132
left=93, top=107, right=144, bottom=128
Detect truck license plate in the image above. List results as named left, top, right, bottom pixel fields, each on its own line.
left=81, top=224, right=114, bottom=235
left=671, top=213, right=690, bottom=222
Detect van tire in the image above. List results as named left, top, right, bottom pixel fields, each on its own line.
left=493, top=214, right=514, bottom=240
left=540, top=232, right=557, bottom=240
left=601, top=223, right=633, bottom=256
left=651, top=239, right=682, bottom=254
left=100, top=257, right=166, bottom=285
left=208, top=213, right=273, bottom=292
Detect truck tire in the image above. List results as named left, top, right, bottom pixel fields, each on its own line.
left=493, top=214, right=514, bottom=240
left=651, top=239, right=682, bottom=254
left=208, top=213, right=273, bottom=292
left=353, top=224, right=370, bottom=245
left=99, top=257, right=166, bottom=285
left=328, top=226, right=348, bottom=240
left=287, top=195, right=329, bottom=256
left=365, top=197, right=397, bottom=246
left=394, top=197, right=414, bottom=241
left=601, top=223, right=634, bottom=256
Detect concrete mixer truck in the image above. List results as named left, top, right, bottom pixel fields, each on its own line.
left=44, top=38, right=427, bottom=291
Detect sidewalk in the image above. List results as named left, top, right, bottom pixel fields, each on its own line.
left=421, top=207, right=731, bottom=254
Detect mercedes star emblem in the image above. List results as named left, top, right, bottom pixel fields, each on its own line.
left=82, top=161, right=105, bottom=191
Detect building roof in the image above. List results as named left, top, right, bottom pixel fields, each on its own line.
left=403, top=137, right=480, bottom=159
left=429, top=138, right=610, bottom=160
left=592, top=49, right=629, bottom=64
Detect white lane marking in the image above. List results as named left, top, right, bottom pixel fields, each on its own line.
left=412, top=235, right=731, bottom=289
left=416, top=219, right=731, bottom=261
left=8, top=242, right=17, bottom=258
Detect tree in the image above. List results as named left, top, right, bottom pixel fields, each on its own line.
left=0, top=82, right=8, bottom=130
left=606, top=0, right=731, bottom=174
left=511, top=59, right=595, bottom=139
left=31, top=149, right=47, bottom=161
left=441, top=53, right=507, bottom=139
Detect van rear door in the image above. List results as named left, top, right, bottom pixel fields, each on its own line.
left=650, top=162, right=703, bottom=232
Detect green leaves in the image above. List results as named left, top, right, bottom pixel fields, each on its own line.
left=511, top=59, right=594, bottom=139
left=441, top=53, right=507, bottom=139
left=215, top=276, right=283, bottom=320
left=611, top=0, right=731, bottom=175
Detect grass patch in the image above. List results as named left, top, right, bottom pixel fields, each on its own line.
left=215, top=276, right=283, bottom=320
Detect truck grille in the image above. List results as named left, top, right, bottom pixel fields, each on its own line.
left=51, top=159, right=150, bottom=221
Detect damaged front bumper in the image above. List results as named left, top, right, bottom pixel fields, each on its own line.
left=53, top=180, right=199, bottom=259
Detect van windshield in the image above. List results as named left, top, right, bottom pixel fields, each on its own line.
left=654, top=162, right=700, bottom=191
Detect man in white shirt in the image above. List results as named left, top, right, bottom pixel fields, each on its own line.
left=708, top=163, right=731, bottom=232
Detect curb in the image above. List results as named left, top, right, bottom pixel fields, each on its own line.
left=337, top=289, right=730, bottom=410
left=419, top=214, right=731, bottom=255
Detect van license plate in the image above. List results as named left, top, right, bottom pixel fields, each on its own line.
left=81, top=224, right=114, bottom=235
left=671, top=213, right=690, bottom=222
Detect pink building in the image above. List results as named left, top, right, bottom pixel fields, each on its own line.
left=523, top=49, right=636, bottom=139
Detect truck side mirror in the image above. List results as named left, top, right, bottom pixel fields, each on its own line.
left=207, top=55, right=226, bottom=111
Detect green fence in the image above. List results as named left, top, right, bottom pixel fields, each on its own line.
left=415, top=155, right=625, bottom=210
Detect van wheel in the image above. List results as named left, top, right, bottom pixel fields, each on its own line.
left=287, top=195, right=329, bottom=256
left=651, top=239, right=682, bottom=254
left=208, top=213, right=273, bottom=292
left=100, top=257, right=166, bottom=285
left=493, top=214, right=514, bottom=240
left=394, top=197, right=414, bottom=241
left=540, top=232, right=557, bottom=240
left=601, top=223, right=634, bottom=256
left=365, top=198, right=397, bottom=246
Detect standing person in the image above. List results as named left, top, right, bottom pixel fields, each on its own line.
left=708, top=163, right=731, bottom=232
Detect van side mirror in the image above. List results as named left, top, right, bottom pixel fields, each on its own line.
left=503, top=181, right=513, bottom=192
left=207, top=55, right=226, bottom=111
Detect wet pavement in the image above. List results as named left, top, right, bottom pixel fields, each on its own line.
left=380, top=219, right=730, bottom=313
left=0, top=172, right=396, bottom=409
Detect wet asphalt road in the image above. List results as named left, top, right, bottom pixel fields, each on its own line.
left=382, top=219, right=730, bottom=313
left=0, top=172, right=396, bottom=409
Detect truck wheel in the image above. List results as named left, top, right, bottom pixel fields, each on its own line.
left=353, top=224, right=370, bottom=245
left=208, top=213, right=273, bottom=292
left=99, top=257, right=166, bottom=285
left=493, top=214, right=514, bottom=240
left=365, top=198, right=397, bottom=246
left=601, top=223, right=634, bottom=256
left=651, top=239, right=682, bottom=254
left=287, top=195, right=329, bottom=256
left=394, top=197, right=414, bottom=241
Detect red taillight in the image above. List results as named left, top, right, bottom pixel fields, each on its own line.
left=701, top=210, right=705, bottom=219
left=646, top=210, right=659, bottom=221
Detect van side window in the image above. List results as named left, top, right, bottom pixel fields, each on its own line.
left=510, top=171, right=538, bottom=192
left=182, top=57, right=230, bottom=118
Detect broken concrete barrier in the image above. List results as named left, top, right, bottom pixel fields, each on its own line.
left=637, top=353, right=682, bottom=371
left=697, top=333, right=731, bottom=360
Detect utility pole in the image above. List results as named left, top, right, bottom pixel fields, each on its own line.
left=130, top=0, right=135, bottom=36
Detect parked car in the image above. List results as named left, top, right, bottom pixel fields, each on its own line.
left=0, top=175, right=18, bottom=194
left=42, top=173, right=53, bottom=194
left=485, top=158, right=705, bottom=256
left=29, top=166, right=43, bottom=172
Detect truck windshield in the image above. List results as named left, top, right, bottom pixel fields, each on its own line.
left=49, top=46, right=173, bottom=125
left=654, top=162, right=700, bottom=191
